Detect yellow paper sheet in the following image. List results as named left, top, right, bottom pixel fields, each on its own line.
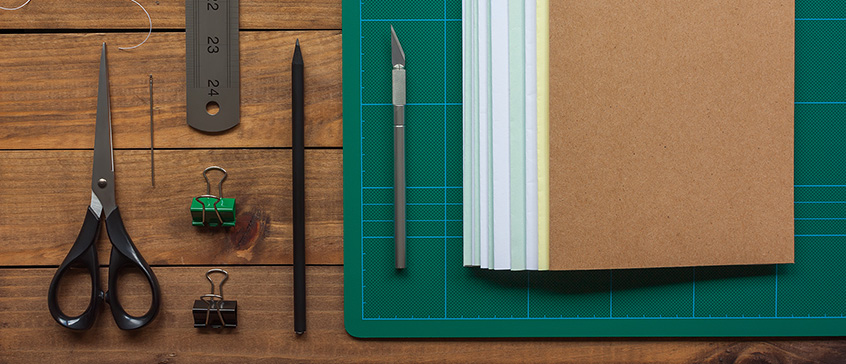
left=536, top=0, right=549, bottom=270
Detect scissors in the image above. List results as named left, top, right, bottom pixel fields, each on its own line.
left=47, top=43, right=161, bottom=330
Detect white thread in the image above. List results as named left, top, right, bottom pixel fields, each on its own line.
left=0, top=0, right=32, bottom=11
left=118, top=0, right=152, bottom=50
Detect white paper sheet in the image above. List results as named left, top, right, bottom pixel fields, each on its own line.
left=462, top=0, right=474, bottom=267
left=490, top=0, right=511, bottom=270
left=471, top=0, right=481, bottom=267
left=508, top=0, right=526, bottom=271
left=465, top=0, right=540, bottom=270
left=478, top=0, right=491, bottom=269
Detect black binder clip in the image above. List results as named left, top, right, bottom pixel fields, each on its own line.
left=193, top=269, right=237, bottom=328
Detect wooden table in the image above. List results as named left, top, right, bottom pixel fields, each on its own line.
left=0, top=1, right=842, bottom=362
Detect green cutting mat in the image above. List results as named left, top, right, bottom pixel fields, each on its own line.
left=343, top=0, right=846, bottom=337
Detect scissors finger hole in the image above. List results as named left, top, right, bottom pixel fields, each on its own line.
left=55, top=268, right=95, bottom=317
left=113, top=267, right=153, bottom=317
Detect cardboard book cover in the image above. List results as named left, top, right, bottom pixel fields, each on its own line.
left=547, top=0, right=795, bottom=270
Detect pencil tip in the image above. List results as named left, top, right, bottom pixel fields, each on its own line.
left=293, top=40, right=303, bottom=64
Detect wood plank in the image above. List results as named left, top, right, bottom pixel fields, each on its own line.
left=0, top=31, right=342, bottom=149
left=0, top=149, right=343, bottom=266
left=2, top=266, right=845, bottom=363
left=0, top=0, right=340, bottom=29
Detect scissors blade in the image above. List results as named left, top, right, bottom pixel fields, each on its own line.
left=391, top=25, right=405, bottom=67
left=91, top=43, right=117, bottom=218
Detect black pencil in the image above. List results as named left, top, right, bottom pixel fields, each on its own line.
left=292, top=39, right=306, bottom=335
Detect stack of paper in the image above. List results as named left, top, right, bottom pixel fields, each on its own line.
left=463, top=0, right=795, bottom=272
left=462, top=0, right=548, bottom=271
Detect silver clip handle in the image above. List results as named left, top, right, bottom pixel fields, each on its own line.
left=205, top=268, right=229, bottom=298
left=202, top=166, right=228, bottom=198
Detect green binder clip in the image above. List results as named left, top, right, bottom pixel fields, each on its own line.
left=191, top=166, right=236, bottom=227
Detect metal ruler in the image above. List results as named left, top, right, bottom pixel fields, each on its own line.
left=186, top=0, right=240, bottom=132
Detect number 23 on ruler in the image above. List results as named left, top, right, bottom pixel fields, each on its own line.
left=206, top=0, right=220, bottom=97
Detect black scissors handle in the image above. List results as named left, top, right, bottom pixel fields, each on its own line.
left=47, top=208, right=103, bottom=330
left=103, top=207, right=161, bottom=330
left=47, top=207, right=161, bottom=330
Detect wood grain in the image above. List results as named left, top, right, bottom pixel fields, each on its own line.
left=0, top=149, right=342, bottom=266
left=0, top=0, right=341, bottom=30
left=2, top=267, right=845, bottom=364
left=2, top=2, right=844, bottom=362
left=0, top=31, right=342, bottom=149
